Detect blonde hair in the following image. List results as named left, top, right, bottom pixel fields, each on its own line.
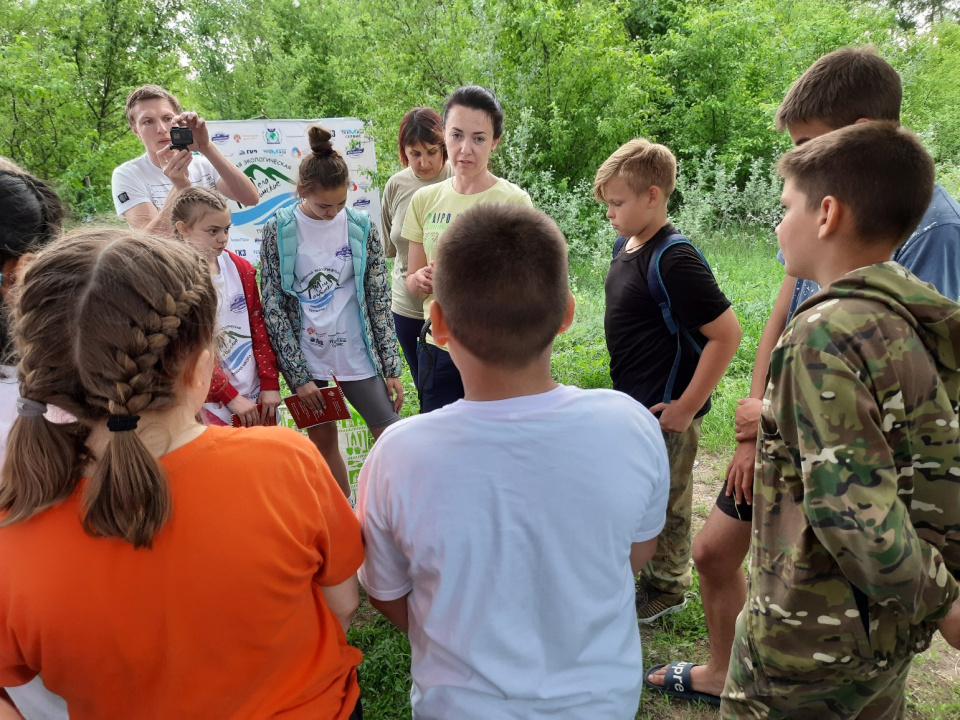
left=170, top=187, right=230, bottom=239
left=593, top=138, right=676, bottom=202
left=0, top=228, right=217, bottom=548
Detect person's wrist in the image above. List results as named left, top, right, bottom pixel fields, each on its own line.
left=197, top=138, right=217, bottom=157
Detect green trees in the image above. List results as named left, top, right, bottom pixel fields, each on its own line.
left=4, top=0, right=960, bottom=216
left=0, top=0, right=185, bottom=214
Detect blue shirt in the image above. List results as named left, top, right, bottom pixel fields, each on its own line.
left=786, top=183, right=960, bottom=318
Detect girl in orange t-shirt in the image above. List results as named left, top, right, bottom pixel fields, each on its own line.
left=0, top=228, right=364, bottom=720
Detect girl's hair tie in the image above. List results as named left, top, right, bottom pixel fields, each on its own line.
left=15, top=397, right=47, bottom=418
left=107, top=414, right=140, bottom=433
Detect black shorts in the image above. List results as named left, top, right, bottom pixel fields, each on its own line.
left=715, top=482, right=753, bottom=522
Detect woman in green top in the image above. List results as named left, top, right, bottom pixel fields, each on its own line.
left=403, top=85, right=532, bottom=412
left=381, top=107, right=453, bottom=387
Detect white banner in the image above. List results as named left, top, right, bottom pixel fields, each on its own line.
left=206, top=118, right=381, bottom=264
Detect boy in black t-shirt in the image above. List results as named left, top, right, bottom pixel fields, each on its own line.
left=595, top=139, right=741, bottom=623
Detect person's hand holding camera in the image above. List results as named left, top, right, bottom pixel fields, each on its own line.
left=172, top=111, right=210, bottom=153
left=156, top=145, right=193, bottom=190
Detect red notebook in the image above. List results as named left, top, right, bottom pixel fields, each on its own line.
left=281, top=385, right=352, bottom=429
left=229, top=405, right=277, bottom=428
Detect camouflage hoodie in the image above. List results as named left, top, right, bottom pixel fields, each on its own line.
left=747, top=261, right=960, bottom=681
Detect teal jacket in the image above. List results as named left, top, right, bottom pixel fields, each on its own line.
left=259, top=205, right=400, bottom=390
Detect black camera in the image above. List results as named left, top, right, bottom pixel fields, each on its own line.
left=169, top=126, right=194, bottom=151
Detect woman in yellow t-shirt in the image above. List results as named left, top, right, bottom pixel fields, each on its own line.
left=403, top=85, right=532, bottom=412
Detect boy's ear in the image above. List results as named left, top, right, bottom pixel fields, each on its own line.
left=429, top=300, right=451, bottom=346
left=557, top=291, right=576, bottom=335
left=647, top=185, right=662, bottom=207
left=818, top=195, right=843, bottom=239
left=174, top=220, right=187, bottom=237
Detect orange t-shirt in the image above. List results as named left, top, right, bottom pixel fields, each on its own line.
left=0, top=425, right=363, bottom=719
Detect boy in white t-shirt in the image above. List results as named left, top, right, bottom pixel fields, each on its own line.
left=357, top=204, right=671, bottom=719
left=111, top=84, right=260, bottom=235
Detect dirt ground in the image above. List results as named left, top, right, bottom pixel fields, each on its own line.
left=637, top=452, right=960, bottom=720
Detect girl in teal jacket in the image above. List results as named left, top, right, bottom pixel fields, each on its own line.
left=260, top=125, right=402, bottom=497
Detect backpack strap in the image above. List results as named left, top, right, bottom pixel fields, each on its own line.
left=648, top=233, right=715, bottom=404
left=612, top=235, right=628, bottom=258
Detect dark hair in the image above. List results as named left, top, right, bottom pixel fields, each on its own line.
left=297, top=125, right=350, bottom=195
left=125, top=84, right=182, bottom=126
left=443, top=85, right=505, bottom=139
left=0, top=166, right=64, bottom=263
left=0, top=228, right=217, bottom=548
left=777, top=121, right=933, bottom=246
left=776, top=46, right=901, bottom=133
left=0, top=162, right=64, bottom=359
left=398, top=107, right=448, bottom=166
left=434, top=204, right=569, bottom=367
left=170, top=187, right=230, bottom=238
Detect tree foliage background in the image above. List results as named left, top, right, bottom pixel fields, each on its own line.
left=3, top=0, right=960, bottom=220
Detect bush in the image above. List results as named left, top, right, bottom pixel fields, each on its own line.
left=674, top=149, right=783, bottom=238
left=500, top=107, right=611, bottom=264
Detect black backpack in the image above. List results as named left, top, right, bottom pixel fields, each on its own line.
left=612, top=233, right=715, bottom=403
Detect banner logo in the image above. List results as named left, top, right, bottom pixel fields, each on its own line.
left=265, top=128, right=282, bottom=145
left=212, top=132, right=230, bottom=145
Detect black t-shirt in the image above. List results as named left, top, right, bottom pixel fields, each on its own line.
left=603, top=224, right=731, bottom=415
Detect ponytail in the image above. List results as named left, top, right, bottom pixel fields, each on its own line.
left=1, top=228, right=216, bottom=548
left=82, top=424, right=170, bottom=548
left=0, top=408, right=87, bottom=523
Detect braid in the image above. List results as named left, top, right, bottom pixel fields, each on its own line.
left=2, top=227, right=216, bottom=547
left=170, top=186, right=229, bottom=239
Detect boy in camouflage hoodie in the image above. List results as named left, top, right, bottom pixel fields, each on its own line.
left=721, top=122, right=960, bottom=719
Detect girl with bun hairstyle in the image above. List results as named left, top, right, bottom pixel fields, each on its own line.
left=0, top=229, right=365, bottom=720
left=171, top=187, right=281, bottom=427
left=381, top=107, right=453, bottom=384
left=403, top=85, right=532, bottom=412
left=260, top=125, right=402, bottom=497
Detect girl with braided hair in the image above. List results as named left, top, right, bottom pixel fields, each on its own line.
left=171, top=187, right=281, bottom=427
left=0, top=229, right=365, bottom=720
left=261, top=124, right=403, bottom=498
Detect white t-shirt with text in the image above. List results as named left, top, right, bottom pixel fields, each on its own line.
left=357, top=385, right=670, bottom=719
left=294, top=208, right=375, bottom=381
left=203, top=255, right=260, bottom=424
left=111, top=153, right=220, bottom=216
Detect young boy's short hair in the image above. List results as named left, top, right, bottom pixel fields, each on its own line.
left=433, top=204, right=568, bottom=368
left=125, top=84, right=182, bottom=125
left=775, top=45, right=901, bottom=132
left=592, top=138, right=677, bottom=202
left=777, top=121, right=934, bottom=246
